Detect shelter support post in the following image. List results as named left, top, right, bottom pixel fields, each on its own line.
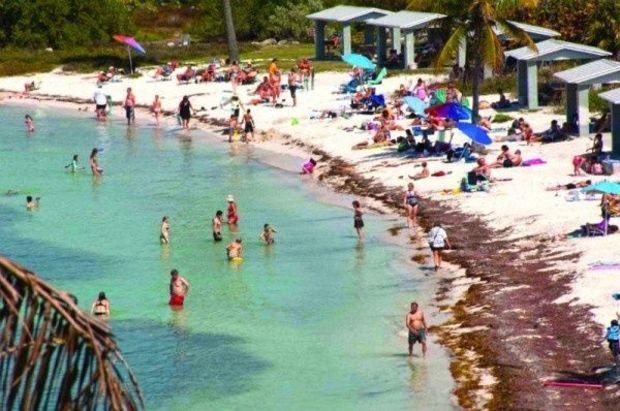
left=315, top=21, right=325, bottom=60
left=457, top=37, right=466, bottom=68
left=404, top=31, right=415, bottom=69
left=517, top=60, right=528, bottom=106
left=392, top=28, right=401, bottom=54
left=567, top=83, right=590, bottom=137
left=612, top=103, right=620, bottom=158
left=377, top=28, right=387, bottom=66
left=342, top=24, right=352, bottom=55
left=526, top=61, right=538, bottom=109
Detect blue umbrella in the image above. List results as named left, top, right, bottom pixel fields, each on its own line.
left=581, top=181, right=620, bottom=195
left=455, top=122, right=493, bottom=145
left=341, top=53, right=376, bottom=70
left=403, top=96, right=427, bottom=116
left=427, top=102, right=471, bottom=121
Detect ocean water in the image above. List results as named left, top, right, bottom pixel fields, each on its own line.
left=0, top=105, right=454, bottom=410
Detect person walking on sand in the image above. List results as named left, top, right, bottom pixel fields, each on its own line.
left=212, top=210, right=223, bottom=242
left=178, top=95, right=195, bottom=129
left=124, top=87, right=136, bottom=126
left=169, top=269, right=190, bottom=307
left=428, top=222, right=451, bottom=271
left=241, top=109, right=255, bottom=142
left=151, top=95, right=162, bottom=126
left=288, top=68, right=299, bottom=107
left=406, top=302, right=427, bottom=357
left=403, top=183, right=419, bottom=230
left=89, top=148, right=103, bottom=176
left=352, top=200, right=364, bottom=241
left=91, top=291, right=110, bottom=318
left=160, top=216, right=170, bottom=244
left=605, top=319, right=620, bottom=366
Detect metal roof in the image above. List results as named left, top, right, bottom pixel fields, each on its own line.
left=366, top=11, right=446, bottom=31
left=599, top=88, right=620, bottom=105
left=554, top=59, right=620, bottom=85
left=306, top=5, right=391, bottom=23
left=504, top=39, right=612, bottom=62
left=505, top=21, right=560, bottom=40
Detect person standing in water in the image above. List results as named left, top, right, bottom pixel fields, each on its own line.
left=352, top=200, right=364, bottom=241
left=91, top=292, right=110, bottom=318
left=26, top=196, right=40, bottom=211
left=124, top=87, right=136, bottom=126
left=406, top=302, right=427, bottom=357
left=169, top=269, right=190, bottom=307
left=160, top=216, right=170, bottom=244
left=24, top=114, right=35, bottom=132
left=89, top=148, right=103, bottom=176
left=226, top=195, right=239, bottom=225
left=260, top=224, right=277, bottom=244
left=428, top=221, right=450, bottom=271
left=403, top=183, right=419, bottom=231
left=178, top=95, right=194, bottom=130
left=212, top=210, right=223, bottom=242
left=65, top=154, right=83, bottom=172
left=227, top=238, right=243, bottom=260
left=151, top=94, right=162, bottom=126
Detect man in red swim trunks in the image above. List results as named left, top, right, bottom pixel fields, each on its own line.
left=169, top=269, right=190, bottom=307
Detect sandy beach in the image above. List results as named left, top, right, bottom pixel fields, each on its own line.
left=2, top=66, right=619, bottom=408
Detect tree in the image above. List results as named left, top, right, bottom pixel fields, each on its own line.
left=408, top=0, right=537, bottom=122
left=0, top=256, right=143, bottom=410
left=221, top=0, right=239, bottom=61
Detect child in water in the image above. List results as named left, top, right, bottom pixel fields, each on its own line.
left=260, top=224, right=277, bottom=244
left=26, top=195, right=40, bottom=211
left=65, top=154, right=83, bottom=172
left=352, top=200, right=364, bottom=241
left=24, top=115, right=34, bottom=132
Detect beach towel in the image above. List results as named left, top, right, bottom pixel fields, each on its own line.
left=522, top=158, right=546, bottom=166
left=589, top=262, right=620, bottom=271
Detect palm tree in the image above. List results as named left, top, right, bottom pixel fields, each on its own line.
left=222, top=0, right=240, bottom=62
left=409, top=0, right=538, bottom=121
left=0, top=256, right=143, bottom=410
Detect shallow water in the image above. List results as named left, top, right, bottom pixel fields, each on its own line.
left=0, top=105, right=454, bottom=410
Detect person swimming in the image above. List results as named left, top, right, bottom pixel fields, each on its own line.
left=160, top=216, right=170, bottom=244
left=212, top=210, right=223, bottom=241
left=260, top=224, right=277, bottom=244
left=26, top=195, right=40, bottom=211
left=65, top=154, right=83, bottom=172
left=91, top=291, right=110, bottom=317
left=226, top=238, right=243, bottom=260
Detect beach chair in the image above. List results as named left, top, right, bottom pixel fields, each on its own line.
left=367, top=67, right=387, bottom=86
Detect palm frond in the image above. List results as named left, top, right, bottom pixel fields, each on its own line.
left=479, top=24, right=504, bottom=70
left=0, top=256, right=143, bottom=410
left=434, top=26, right=468, bottom=70
left=493, top=0, right=538, bottom=14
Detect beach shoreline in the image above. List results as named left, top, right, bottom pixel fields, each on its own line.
left=1, top=67, right=618, bottom=408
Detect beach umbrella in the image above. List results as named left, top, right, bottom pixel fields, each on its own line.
left=581, top=181, right=620, bottom=195
left=426, top=102, right=471, bottom=121
left=113, top=35, right=146, bottom=74
left=403, top=96, right=427, bottom=116
left=455, top=122, right=493, bottom=145
left=341, top=53, right=376, bottom=70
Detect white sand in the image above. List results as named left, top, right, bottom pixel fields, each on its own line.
left=0, top=66, right=617, bottom=329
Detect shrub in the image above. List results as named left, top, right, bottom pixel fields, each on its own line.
left=492, top=113, right=514, bottom=123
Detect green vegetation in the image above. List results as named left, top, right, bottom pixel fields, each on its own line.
left=492, top=113, right=514, bottom=123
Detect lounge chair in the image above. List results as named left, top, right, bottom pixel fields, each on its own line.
left=367, top=67, right=387, bottom=86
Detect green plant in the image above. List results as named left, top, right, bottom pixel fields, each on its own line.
left=267, top=0, right=324, bottom=41
left=492, top=113, right=514, bottom=123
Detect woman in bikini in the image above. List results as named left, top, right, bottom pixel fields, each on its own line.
left=403, top=183, right=419, bottom=230
left=91, top=292, right=110, bottom=318
left=89, top=148, right=102, bottom=176
left=160, top=216, right=170, bottom=244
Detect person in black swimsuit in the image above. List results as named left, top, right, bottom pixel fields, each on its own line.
left=353, top=200, right=364, bottom=241
left=178, top=95, right=194, bottom=129
left=91, top=292, right=110, bottom=318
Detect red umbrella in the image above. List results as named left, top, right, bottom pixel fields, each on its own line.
left=113, top=35, right=146, bottom=73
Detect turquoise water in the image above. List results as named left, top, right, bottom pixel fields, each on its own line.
left=0, top=105, right=454, bottom=410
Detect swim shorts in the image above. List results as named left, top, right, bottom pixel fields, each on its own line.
left=408, top=329, right=426, bottom=344
left=96, top=104, right=106, bottom=111
left=289, top=85, right=297, bottom=98
left=430, top=244, right=444, bottom=252
left=169, top=294, right=185, bottom=306
left=244, top=123, right=254, bottom=133
left=125, top=106, right=135, bottom=120
left=213, top=232, right=222, bottom=242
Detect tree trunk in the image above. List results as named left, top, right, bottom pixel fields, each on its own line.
left=471, top=59, right=481, bottom=123
left=221, top=0, right=239, bottom=62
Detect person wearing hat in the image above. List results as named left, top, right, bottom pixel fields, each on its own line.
left=226, top=194, right=239, bottom=225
